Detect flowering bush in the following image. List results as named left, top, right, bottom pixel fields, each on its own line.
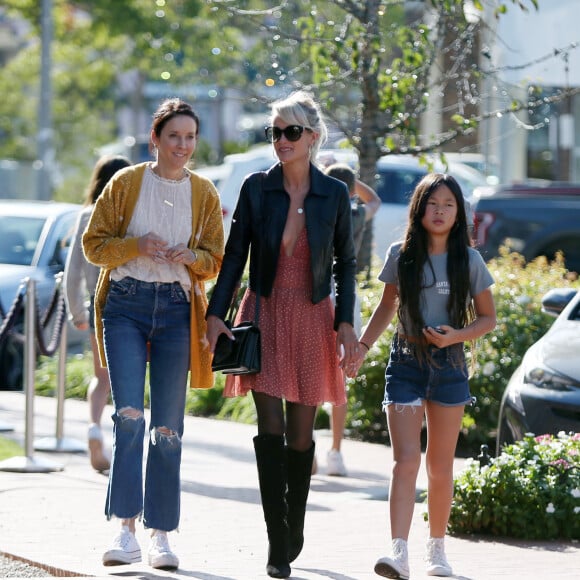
left=448, top=432, right=580, bottom=539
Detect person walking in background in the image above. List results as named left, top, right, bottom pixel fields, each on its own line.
left=64, top=154, right=131, bottom=473
left=348, top=173, right=496, bottom=578
left=206, top=90, right=359, bottom=579
left=322, top=162, right=381, bottom=477
left=83, top=98, right=224, bottom=571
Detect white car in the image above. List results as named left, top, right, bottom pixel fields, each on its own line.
left=496, top=288, right=580, bottom=454
left=0, top=200, right=84, bottom=389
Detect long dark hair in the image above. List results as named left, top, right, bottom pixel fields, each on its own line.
left=84, top=155, right=131, bottom=206
left=397, top=173, right=475, bottom=362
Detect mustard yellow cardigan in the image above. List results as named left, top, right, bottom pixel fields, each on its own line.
left=82, top=163, right=224, bottom=389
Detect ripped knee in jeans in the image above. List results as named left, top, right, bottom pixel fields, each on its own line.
left=150, top=426, right=180, bottom=447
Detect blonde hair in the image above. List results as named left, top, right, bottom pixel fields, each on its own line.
left=269, top=90, right=328, bottom=160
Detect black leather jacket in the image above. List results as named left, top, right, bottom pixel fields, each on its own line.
left=207, top=162, right=356, bottom=330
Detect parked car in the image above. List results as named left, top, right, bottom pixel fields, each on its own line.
left=496, top=287, right=580, bottom=455
left=472, top=181, right=580, bottom=273
left=198, top=148, right=487, bottom=260
left=0, top=200, right=84, bottom=389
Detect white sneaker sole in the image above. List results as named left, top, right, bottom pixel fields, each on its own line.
left=149, top=552, right=179, bottom=570
left=427, top=564, right=452, bottom=576
left=102, top=548, right=142, bottom=566
left=374, top=559, right=410, bottom=579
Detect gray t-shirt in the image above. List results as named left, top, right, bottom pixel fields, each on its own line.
left=378, top=241, right=494, bottom=335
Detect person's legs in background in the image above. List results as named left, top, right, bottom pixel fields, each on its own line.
left=327, top=403, right=347, bottom=476
left=325, top=290, right=361, bottom=476
left=87, top=332, right=112, bottom=472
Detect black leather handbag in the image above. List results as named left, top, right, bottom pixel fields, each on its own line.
left=211, top=315, right=261, bottom=375
left=212, top=176, right=263, bottom=375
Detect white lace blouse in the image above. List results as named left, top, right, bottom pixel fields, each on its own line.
left=111, top=165, right=193, bottom=297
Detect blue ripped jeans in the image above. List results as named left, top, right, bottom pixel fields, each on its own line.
left=102, top=277, right=190, bottom=531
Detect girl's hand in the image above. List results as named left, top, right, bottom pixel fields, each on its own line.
left=423, top=325, right=453, bottom=347
left=345, top=342, right=368, bottom=378
left=165, top=243, right=198, bottom=265
left=206, top=315, right=235, bottom=354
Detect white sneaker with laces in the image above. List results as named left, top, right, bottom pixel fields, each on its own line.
left=102, top=525, right=141, bottom=566
left=148, top=529, right=179, bottom=570
left=327, top=449, right=347, bottom=476
left=374, top=538, right=410, bottom=579
left=425, top=537, right=452, bottom=576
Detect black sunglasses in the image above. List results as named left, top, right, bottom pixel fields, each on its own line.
left=265, top=125, right=311, bottom=143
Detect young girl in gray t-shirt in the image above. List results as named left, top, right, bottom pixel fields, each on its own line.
left=348, top=173, right=496, bottom=579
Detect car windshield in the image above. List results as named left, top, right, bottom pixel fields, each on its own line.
left=0, top=216, right=46, bottom=266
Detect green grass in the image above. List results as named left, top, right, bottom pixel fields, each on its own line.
left=0, top=435, right=23, bottom=461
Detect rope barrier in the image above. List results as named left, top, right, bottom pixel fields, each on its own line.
left=0, top=274, right=86, bottom=470
left=0, top=278, right=64, bottom=472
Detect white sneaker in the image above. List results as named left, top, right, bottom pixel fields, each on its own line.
left=102, top=525, right=141, bottom=566
left=374, top=538, right=410, bottom=579
left=148, top=530, right=179, bottom=570
left=327, top=449, right=347, bottom=476
left=425, top=537, right=452, bottom=576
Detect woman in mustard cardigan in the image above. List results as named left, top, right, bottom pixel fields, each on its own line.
left=83, top=98, right=223, bottom=571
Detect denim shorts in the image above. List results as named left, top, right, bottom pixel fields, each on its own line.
left=382, top=334, right=473, bottom=409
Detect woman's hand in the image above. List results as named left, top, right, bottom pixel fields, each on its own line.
left=336, top=322, right=360, bottom=374
left=206, top=315, right=235, bottom=354
left=165, top=243, right=198, bottom=265
left=138, top=232, right=168, bottom=263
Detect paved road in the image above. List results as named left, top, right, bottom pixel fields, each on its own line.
left=0, top=391, right=578, bottom=579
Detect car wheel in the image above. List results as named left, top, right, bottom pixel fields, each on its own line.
left=495, top=414, right=515, bottom=456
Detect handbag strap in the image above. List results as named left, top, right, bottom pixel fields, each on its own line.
left=226, top=174, right=263, bottom=325
left=249, top=174, right=262, bottom=325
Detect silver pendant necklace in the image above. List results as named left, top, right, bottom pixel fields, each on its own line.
left=297, top=208, right=304, bottom=214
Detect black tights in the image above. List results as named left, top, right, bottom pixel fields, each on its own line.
left=252, top=391, right=317, bottom=452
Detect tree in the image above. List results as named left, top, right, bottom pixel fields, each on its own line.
left=208, top=0, right=580, bottom=272
left=0, top=0, right=243, bottom=199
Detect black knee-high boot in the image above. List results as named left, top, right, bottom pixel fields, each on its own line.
left=253, top=434, right=291, bottom=579
left=286, top=441, right=315, bottom=563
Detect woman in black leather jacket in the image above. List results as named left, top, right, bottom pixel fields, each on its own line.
left=206, top=90, right=359, bottom=579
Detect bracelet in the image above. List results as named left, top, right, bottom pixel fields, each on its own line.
left=359, top=340, right=371, bottom=351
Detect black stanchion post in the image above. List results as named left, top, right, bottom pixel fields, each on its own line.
left=35, top=274, right=85, bottom=453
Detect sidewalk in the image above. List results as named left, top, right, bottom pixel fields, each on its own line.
left=0, top=391, right=578, bottom=579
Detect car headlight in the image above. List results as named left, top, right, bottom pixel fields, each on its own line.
left=525, top=365, right=579, bottom=391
